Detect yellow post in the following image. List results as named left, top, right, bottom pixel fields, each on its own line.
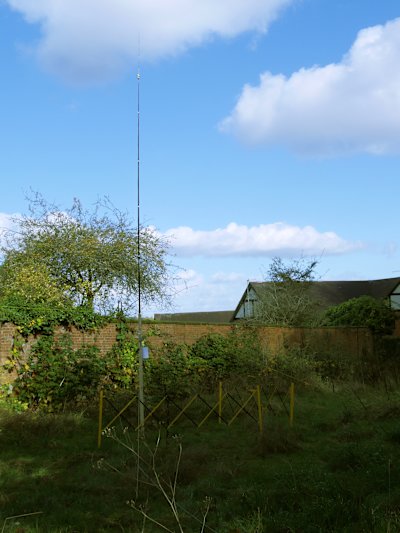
left=289, top=382, right=295, bottom=426
left=198, top=393, right=227, bottom=428
left=218, top=381, right=223, bottom=424
left=256, top=385, right=263, bottom=434
left=98, top=389, right=104, bottom=448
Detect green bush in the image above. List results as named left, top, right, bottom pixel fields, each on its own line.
left=103, top=331, right=139, bottom=390
left=0, top=384, right=28, bottom=412
left=313, top=351, right=354, bottom=383
left=11, top=334, right=104, bottom=411
left=190, top=333, right=234, bottom=380
left=267, top=346, right=318, bottom=390
left=144, top=329, right=266, bottom=398
left=229, top=324, right=266, bottom=377
left=4, top=324, right=267, bottom=411
left=189, top=330, right=265, bottom=387
left=145, top=342, right=194, bottom=400
left=323, top=296, right=395, bottom=336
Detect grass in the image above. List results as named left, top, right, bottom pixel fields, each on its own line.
left=1, top=383, right=400, bottom=532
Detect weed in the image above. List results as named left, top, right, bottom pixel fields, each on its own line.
left=1, top=386, right=400, bottom=531
left=256, top=419, right=301, bottom=456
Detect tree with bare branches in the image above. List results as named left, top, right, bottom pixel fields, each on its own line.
left=255, top=256, right=320, bottom=326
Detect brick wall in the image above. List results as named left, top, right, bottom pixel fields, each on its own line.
left=0, top=320, right=376, bottom=371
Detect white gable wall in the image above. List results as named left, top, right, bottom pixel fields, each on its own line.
left=390, top=283, right=400, bottom=310
left=234, top=287, right=258, bottom=319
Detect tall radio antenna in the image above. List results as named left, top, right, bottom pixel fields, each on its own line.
left=136, top=56, right=145, bottom=434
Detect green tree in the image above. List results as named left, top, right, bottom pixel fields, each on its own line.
left=0, top=194, right=170, bottom=312
left=323, top=295, right=395, bottom=335
left=0, top=261, right=67, bottom=307
left=255, top=256, right=320, bottom=326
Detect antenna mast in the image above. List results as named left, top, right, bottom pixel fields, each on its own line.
left=136, top=65, right=145, bottom=434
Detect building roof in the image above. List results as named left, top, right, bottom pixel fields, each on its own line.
left=233, top=277, right=400, bottom=319
left=154, top=310, right=234, bottom=324
left=154, top=277, right=400, bottom=324
left=308, top=278, right=400, bottom=308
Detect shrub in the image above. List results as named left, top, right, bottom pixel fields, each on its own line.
left=189, top=330, right=265, bottom=387
left=145, top=342, right=194, bottom=400
left=313, top=351, right=354, bottom=383
left=267, top=346, right=318, bottom=390
left=0, top=384, right=28, bottom=412
left=103, top=331, right=139, bottom=390
left=190, top=333, right=234, bottom=380
left=323, top=296, right=395, bottom=336
left=10, top=334, right=104, bottom=411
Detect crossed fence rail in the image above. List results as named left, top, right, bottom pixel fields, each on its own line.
left=97, top=381, right=296, bottom=448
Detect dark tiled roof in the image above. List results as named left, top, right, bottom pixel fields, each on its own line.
left=154, top=310, right=234, bottom=324
left=250, top=277, right=400, bottom=311
left=155, top=278, right=400, bottom=324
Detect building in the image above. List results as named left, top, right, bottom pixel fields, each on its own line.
left=155, top=277, right=400, bottom=323
left=233, top=277, right=400, bottom=320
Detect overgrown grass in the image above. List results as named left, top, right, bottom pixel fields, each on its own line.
left=1, top=384, right=400, bottom=532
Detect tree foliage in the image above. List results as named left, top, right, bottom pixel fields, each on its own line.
left=0, top=262, right=66, bottom=307
left=323, top=295, right=395, bottom=336
left=0, top=194, right=170, bottom=313
left=255, top=257, right=320, bottom=326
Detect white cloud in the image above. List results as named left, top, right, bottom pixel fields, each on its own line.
left=0, top=212, right=20, bottom=247
left=0, top=212, right=17, bottom=230
left=171, top=268, right=204, bottom=297
left=178, top=268, right=201, bottom=283
left=221, top=17, right=400, bottom=155
left=210, top=271, right=245, bottom=283
left=6, top=0, right=292, bottom=83
left=164, top=222, right=361, bottom=257
left=148, top=267, right=246, bottom=314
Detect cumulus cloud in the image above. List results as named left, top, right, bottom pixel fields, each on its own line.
left=221, top=17, right=400, bottom=155
left=164, top=222, right=361, bottom=257
left=6, top=0, right=292, bottom=82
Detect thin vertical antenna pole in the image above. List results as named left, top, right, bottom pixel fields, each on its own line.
left=136, top=66, right=145, bottom=435
left=137, top=67, right=142, bottom=318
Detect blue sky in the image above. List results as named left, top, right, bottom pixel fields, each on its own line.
left=1, top=0, right=400, bottom=316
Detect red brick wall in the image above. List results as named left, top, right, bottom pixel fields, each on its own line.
left=0, top=323, right=15, bottom=359
left=0, top=321, right=376, bottom=373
